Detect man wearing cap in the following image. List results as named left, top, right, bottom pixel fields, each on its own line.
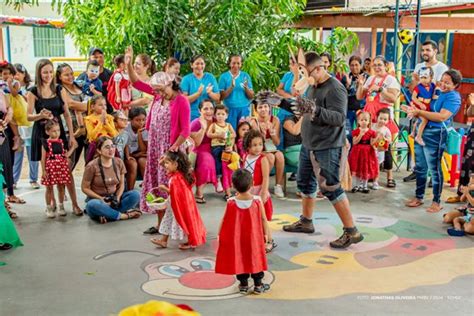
left=77, top=48, right=114, bottom=112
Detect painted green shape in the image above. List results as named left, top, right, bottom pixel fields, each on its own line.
left=0, top=262, right=5, bottom=266
left=335, top=226, right=394, bottom=243
left=84, top=272, right=96, bottom=276
left=267, top=254, right=306, bottom=271
left=383, top=220, right=445, bottom=239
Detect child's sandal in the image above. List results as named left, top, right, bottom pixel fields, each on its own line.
left=195, top=196, right=206, bottom=204
left=265, top=239, right=277, bottom=253
left=179, top=243, right=195, bottom=251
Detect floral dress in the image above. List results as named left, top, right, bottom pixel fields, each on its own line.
left=140, top=99, right=171, bottom=213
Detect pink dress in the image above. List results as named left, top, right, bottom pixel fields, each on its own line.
left=140, top=99, right=171, bottom=213
left=190, top=119, right=217, bottom=188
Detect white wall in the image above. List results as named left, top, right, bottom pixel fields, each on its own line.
left=0, top=1, right=82, bottom=76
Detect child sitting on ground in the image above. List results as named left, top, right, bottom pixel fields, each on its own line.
left=108, top=54, right=132, bottom=113
left=444, top=175, right=474, bottom=237
left=124, top=107, right=148, bottom=190
left=84, top=95, right=118, bottom=163
left=150, top=150, right=206, bottom=250
left=215, top=168, right=271, bottom=295
left=410, top=67, right=437, bottom=146
left=207, top=104, right=236, bottom=200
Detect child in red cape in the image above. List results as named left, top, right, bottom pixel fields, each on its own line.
left=150, top=150, right=206, bottom=250
left=215, top=168, right=271, bottom=295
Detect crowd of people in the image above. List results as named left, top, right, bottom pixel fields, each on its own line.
left=1, top=40, right=473, bottom=292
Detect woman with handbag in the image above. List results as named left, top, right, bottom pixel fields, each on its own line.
left=404, top=69, right=463, bottom=213
left=81, top=136, right=141, bottom=223
left=356, top=55, right=400, bottom=188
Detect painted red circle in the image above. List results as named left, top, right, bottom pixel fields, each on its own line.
left=179, top=271, right=235, bottom=290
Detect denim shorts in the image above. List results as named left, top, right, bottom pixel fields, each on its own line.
left=296, top=145, right=346, bottom=204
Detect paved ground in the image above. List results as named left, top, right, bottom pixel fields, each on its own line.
left=1, top=171, right=473, bottom=316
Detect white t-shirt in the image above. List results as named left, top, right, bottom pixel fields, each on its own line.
left=363, top=75, right=400, bottom=105
left=125, top=123, right=148, bottom=154
left=414, top=61, right=449, bottom=83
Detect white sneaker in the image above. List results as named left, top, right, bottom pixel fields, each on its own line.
left=372, top=182, right=380, bottom=190
left=58, top=204, right=67, bottom=216
left=216, top=178, right=224, bottom=193
left=274, top=185, right=285, bottom=198
left=45, top=206, right=56, bottom=218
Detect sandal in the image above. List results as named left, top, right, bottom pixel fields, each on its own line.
left=387, top=179, right=396, bottom=188
left=150, top=238, right=167, bottom=248
left=73, top=206, right=84, bottom=216
left=7, top=210, right=17, bottom=219
left=179, top=243, right=196, bottom=251
left=195, top=196, right=206, bottom=204
left=7, top=195, right=26, bottom=204
left=405, top=198, right=423, bottom=208
left=265, top=239, right=277, bottom=253
left=126, top=209, right=142, bottom=219
left=446, top=195, right=462, bottom=204
left=426, top=203, right=443, bottom=213
left=447, top=228, right=465, bottom=237
left=143, top=226, right=160, bottom=235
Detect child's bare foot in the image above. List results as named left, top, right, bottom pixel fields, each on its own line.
left=415, top=135, right=425, bottom=146
left=12, top=136, right=21, bottom=151
left=426, top=202, right=443, bottom=213
left=151, top=238, right=167, bottom=248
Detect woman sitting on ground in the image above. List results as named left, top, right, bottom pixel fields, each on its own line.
left=81, top=136, right=141, bottom=224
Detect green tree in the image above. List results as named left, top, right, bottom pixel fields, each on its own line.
left=7, top=0, right=359, bottom=91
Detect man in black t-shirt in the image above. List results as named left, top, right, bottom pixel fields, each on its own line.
left=77, top=47, right=113, bottom=113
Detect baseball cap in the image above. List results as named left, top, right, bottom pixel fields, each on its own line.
left=88, top=47, right=104, bottom=56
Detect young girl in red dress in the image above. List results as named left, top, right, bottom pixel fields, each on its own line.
left=107, top=54, right=132, bottom=113
left=41, top=120, right=77, bottom=218
left=349, top=112, right=379, bottom=194
left=150, top=150, right=206, bottom=250
left=243, top=129, right=276, bottom=253
left=234, top=120, right=251, bottom=165
left=216, top=168, right=271, bottom=295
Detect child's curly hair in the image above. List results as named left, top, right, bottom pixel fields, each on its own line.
left=164, top=150, right=194, bottom=185
left=243, top=129, right=264, bottom=151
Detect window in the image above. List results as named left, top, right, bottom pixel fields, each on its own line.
left=33, top=27, right=65, bottom=57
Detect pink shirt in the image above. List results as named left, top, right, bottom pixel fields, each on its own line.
left=133, top=80, right=190, bottom=144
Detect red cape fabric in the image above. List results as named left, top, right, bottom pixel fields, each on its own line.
left=170, top=172, right=206, bottom=247
left=107, top=70, right=130, bottom=110
left=215, top=198, right=267, bottom=275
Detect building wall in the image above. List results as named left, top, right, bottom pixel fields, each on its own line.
left=348, top=0, right=468, bottom=7
left=0, top=1, right=82, bottom=76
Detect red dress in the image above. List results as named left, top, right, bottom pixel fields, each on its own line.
left=363, top=75, right=399, bottom=135
left=41, top=139, right=71, bottom=186
left=169, top=172, right=206, bottom=247
left=244, top=154, right=273, bottom=221
left=107, top=70, right=131, bottom=110
left=215, top=197, right=268, bottom=275
left=348, top=129, right=379, bottom=180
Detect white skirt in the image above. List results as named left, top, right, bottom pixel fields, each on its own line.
left=158, top=202, right=186, bottom=241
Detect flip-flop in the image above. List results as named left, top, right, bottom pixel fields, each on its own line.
left=195, top=196, right=206, bottom=204
left=405, top=198, right=424, bottom=208
left=179, top=243, right=196, bottom=251
left=73, top=206, right=84, bottom=216
left=150, top=238, right=167, bottom=248
left=7, top=196, right=26, bottom=204
left=426, top=204, right=443, bottom=213
left=7, top=210, right=17, bottom=219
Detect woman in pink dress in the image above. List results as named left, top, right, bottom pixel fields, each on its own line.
left=189, top=100, right=218, bottom=203
left=125, top=47, right=190, bottom=235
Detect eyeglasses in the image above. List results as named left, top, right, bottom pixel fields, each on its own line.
left=102, top=144, right=116, bottom=150
left=373, top=63, right=385, bottom=67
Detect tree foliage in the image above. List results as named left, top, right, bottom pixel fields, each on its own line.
left=7, top=0, right=359, bottom=91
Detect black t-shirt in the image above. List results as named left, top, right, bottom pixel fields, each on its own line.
left=42, top=139, right=64, bottom=155
left=283, top=116, right=302, bottom=148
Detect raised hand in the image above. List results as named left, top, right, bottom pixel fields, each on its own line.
left=125, top=46, right=133, bottom=65
left=206, top=84, right=213, bottom=94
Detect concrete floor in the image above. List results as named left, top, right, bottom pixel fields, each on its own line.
left=1, top=172, right=473, bottom=316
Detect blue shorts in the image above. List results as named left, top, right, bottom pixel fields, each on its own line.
left=296, top=145, right=346, bottom=204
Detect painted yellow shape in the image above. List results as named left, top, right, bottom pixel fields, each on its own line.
left=251, top=248, right=474, bottom=300
left=291, top=251, right=365, bottom=272
left=268, top=214, right=299, bottom=231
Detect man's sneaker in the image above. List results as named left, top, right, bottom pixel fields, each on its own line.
left=57, top=204, right=67, bottom=217
left=274, top=185, right=285, bottom=198
left=253, top=284, right=270, bottom=295
left=283, top=216, right=315, bottom=233
left=45, top=206, right=56, bottom=219
left=403, top=172, right=417, bottom=182
left=329, top=229, right=364, bottom=249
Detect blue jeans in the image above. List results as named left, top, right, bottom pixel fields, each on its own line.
left=211, top=145, right=225, bottom=176
left=346, top=110, right=357, bottom=144
left=297, top=145, right=346, bottom=204
left=227, top=106, right=250, bottom=131
left=13, top=145, right=39, bottom=184
left=85, top=190, right=140, bottom=222
left=414, top=126, right=447, bottom=203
